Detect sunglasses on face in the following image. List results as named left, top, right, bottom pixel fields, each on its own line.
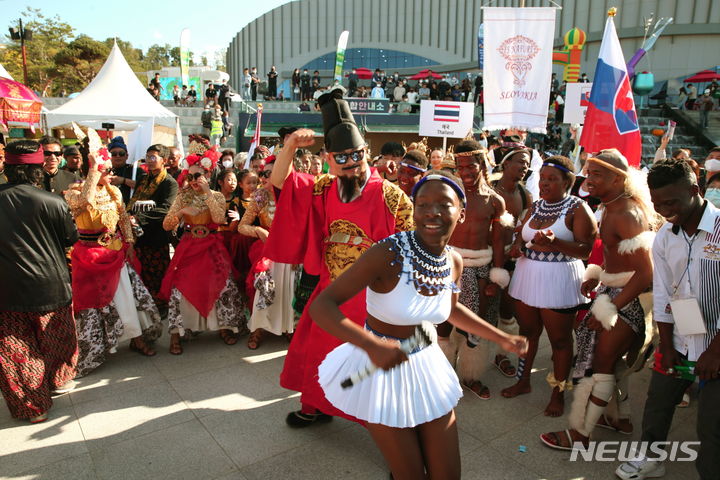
left=332, top=148, right=365, bottom=165
left=43, top=151, right=62, bottom=157
left=189, top=172, right=205, bottom=180
left=110, top=152, right=127, bottom=157
left=258, top=171, right=271, bottom=178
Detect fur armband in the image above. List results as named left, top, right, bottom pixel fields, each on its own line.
left=489, top=267, right=511, bottom=289
left=591, top=294, right=618, bottom=331
left=497, top=212, right=515, bottom=229
left=618, top=231, right=655, bottom=255
left=583, top=264, right=603, bottom=282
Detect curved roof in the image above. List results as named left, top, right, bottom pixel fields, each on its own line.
left=46, top=43, right=177, bottom=129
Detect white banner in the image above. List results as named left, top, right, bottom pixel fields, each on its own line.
left=564, top=82, right=593, bottom=125
left=482, top=7, right=555, bottom=133
left=418, top=100, right=475, bottom=138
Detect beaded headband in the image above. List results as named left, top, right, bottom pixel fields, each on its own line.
left=453, top=149, right=486, bottom=158
left=500, top=148, right=531, bottom=165
left=399, top=161, right=426, bottom=174
left=542, top=161, right=571, bottom=173
left=411, top=174, right=466, bottom=207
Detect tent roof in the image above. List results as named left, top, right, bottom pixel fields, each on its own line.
left=45, top=43, right=177, bottom=129
left=0, top=63, right=14, bottom=80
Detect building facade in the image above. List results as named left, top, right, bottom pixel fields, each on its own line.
left=227, top=0, right=720, bottom=86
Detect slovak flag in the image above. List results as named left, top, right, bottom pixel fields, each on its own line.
left=579, top=15, right=641, bottom=167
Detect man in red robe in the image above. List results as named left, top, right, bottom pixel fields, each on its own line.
left=266, top=89, right=414, bottom=427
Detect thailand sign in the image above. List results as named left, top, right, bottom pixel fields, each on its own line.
left=419, top=100, right=474, bottom=138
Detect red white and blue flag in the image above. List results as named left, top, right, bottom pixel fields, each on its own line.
left=433, top=104, right=461, bottom=122
left=579, top=15, right=641, bottom=167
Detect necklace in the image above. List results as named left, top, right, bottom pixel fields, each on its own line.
left=534, top=195, right=573, bottom=221
left=405, top=231, right=454, bottom=293
left=602, top=192, right=629, bottom=206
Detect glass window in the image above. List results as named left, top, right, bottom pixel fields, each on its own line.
left=301, top=48, right=439, bottom=71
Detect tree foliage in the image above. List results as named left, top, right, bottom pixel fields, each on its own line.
left=0, top=8, right=198, bottom=96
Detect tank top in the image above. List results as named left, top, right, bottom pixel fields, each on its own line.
left=366, top=232, right=455, bottom=326
left=521, top=195, right=583, bottom=262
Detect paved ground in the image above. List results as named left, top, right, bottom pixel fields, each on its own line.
left=1, top=328, right=700, bottom=480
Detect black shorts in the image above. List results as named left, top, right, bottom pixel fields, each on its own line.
left=551, top=303, right=589, bottom=315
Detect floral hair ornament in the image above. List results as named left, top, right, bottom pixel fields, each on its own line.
left=187, top=134, right=210, bottom=156
left=186, top=146, right=220, bottom=172
left=411, top=174, right=467, bottom=207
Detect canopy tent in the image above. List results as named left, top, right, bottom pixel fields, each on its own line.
left=684, top=69, right=720, bottom=83
left=44, top=42, right=182, bottom=160
left=409, top=69, right=443, bottom=80
left=0, top=63, right=14, bottom=81
left=0, top=77, right=42, bottom=131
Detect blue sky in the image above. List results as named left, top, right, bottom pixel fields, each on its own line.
left=2, top=0, right=292, bottom=64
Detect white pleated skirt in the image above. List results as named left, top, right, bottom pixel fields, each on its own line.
left=318, top=341, right=463, bottom=428
left=509, top=256, right=586, bottom=309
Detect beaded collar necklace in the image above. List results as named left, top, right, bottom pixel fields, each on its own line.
left=406, top=231, right=455, bottom=294
left=534, top=195, right=572, bottom=222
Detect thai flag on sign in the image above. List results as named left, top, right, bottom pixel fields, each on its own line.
left=579, top=14, right=641, bottom=167
left=433, top=104, right=461, bottom=123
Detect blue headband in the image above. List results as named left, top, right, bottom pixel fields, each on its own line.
left=399, top=161, right=427, bottom=174
left=542, top=162, right=571, bottom=173
left=411, top=174, right=466, bottom=207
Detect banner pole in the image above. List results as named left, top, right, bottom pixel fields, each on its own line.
left=442, top=136, right=447, bottom=155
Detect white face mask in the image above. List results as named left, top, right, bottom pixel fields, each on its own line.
left=222, top=159, right=233, bottom=169
left=705, top=188, right=720, bottom=208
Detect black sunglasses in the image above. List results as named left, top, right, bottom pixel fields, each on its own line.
left=258, top=170, right=271, bottom=178
left=110, top=152, right=127, bottom=157
left=333, top=148, right=365, bottom=165
left=43, top=151, right=62, bottom=157
left=190, top=172, right=205, bottom=180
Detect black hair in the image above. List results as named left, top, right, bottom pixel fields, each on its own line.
left=146, top=144, right=169, bottom=158
left=39, top=135, right=62, bottom=147
left=380, top=142, right=405, bottom=157
left=541, top=155, right=576, bottom=192
left=648, top=158, right=696, bottom=189
left=707, top=172, right=720, bottom=187
left=5, top=164, right=44, bottom=187
left=454, top=139, right=487, bottom=164
left=218, top=168, right=237, bottom=183
left=221, top=149, right=235, bottom=159
left=412, top=169, right=465, bottom=206
left=237, top=168, right=257, bottom=182
left=295, top=148, right=312, bottom=159
left=403, top=150, right=429, bottom=169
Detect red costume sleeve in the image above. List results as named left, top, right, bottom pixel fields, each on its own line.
left=264, top=171, right=328, bottom=275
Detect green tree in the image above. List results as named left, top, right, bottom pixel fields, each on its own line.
left=0, top=7, right=74, bottom=95
left=54, top=35, right=110, bottom=93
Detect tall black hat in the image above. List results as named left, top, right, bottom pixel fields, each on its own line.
left=318, top=88, right=365, bottom=153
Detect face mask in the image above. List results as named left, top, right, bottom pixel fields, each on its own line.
left=705, top=188, right=720, bottom=208
left=222, top=159, right=233, bottom=169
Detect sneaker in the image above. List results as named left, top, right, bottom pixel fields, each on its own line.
left=51, top=380, right=77, bottom=396
left=615, top=458, right=666, bottom=479
left=285, top=410, right=333, bottom=428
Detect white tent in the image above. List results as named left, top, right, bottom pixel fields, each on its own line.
left=0, top=63, right=14, bottom=80
left=44, top=42, right=182, bottom=160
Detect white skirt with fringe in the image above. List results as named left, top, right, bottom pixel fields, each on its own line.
left=508, top=256, right=586, bottom=309
left=318, top=341, right=463, bottom=428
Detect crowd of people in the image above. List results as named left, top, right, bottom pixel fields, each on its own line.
left=1, top=84, right=720, bottom=480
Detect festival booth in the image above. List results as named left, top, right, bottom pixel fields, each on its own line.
left=44, top=43, right=182, bottom=161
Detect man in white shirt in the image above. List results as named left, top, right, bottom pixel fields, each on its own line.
left=616, top=158, right=720, bottom=480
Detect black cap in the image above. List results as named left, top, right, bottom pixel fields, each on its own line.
left=318, top=88, right=365, bottom=153
left=277, top=126, right=298, bottom=139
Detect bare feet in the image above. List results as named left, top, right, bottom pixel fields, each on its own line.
left=501, top=378, right=531, bottom=398
left=544, top=387, right=565, bottom=417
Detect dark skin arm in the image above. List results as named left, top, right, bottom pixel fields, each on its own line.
left=657, top=322, right=683, bottom=372
left=696, top=335, right=720, bottom=381
left=586, top=218, right=653, bottom=331
left=310, top=244, right=528, bottom=370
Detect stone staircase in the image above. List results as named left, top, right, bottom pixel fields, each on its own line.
left=639, top=107, right=709, bottom=165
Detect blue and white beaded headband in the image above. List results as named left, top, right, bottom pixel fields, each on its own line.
left=542, top=161, right=572, bottom=173
left=411, top=174, right=467, bottom=207
left=399, top=161, right=426, bottom=174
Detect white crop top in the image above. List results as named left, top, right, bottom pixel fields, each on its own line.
left=366, top=232, right=455, bottom=326
left=522, top=196, right=581, bottom=244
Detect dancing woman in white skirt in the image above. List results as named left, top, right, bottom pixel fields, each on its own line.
left=501, top=155, right=598, bottom=418
left=311, top=172, right=528, bottom=480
